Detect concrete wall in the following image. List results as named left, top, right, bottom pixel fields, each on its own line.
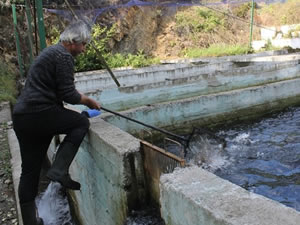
left=102, top=78, right=300, bottom=135
left=160, top=167, right=300, bottom=225
left=47, top=119, right=145, bottom=225
left=75, top=53, right=300, bottom=111
left=253, top=24, right=300, bottom=51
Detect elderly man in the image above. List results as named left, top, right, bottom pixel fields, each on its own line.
left=12, top=20, right=100, bottom=225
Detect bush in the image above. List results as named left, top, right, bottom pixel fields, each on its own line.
left=72, top=24, right=160, bottom=71
left=258, top=0, right=300, bottom=26
left=0, top=61, right=17, bottom=103
left=75, top=24, right=116, bottom=72
left=232, top=3, right=252, bottom=18
left=106, top=50, right=160, bottom=68
left=175, top=7, right=225, bottom=35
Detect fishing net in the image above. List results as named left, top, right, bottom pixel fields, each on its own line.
left=43, top=0, right=256, bottom=24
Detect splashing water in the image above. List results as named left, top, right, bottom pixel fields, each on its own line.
left=36, top=182, right=75, bottom=225
left=187, top=135, right=230, bottom=172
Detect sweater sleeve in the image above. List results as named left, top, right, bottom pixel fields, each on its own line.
left=55, top=53, right=81, bottom=104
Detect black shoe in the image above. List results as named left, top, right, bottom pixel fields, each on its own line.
left=20, top=201, right=44, bottom=225
left=47, top=173, right=81, bottom=190
left=46, top=142, right=81, bottom=190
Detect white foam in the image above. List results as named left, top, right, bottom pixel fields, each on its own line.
left=36, top=182, right=74, bottom=225
left=188, top=136, right=230, bottom=172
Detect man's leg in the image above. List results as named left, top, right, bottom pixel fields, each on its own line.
left=44, top=107, right=90, bottom=190
left=16, top=133, right=52, bottom=225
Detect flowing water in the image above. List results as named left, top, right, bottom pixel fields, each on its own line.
left=186, top=107, right=300, bottom=211
left=36, top=182, right=75, bottom=225
left=36, top=182, right=165, bottom=225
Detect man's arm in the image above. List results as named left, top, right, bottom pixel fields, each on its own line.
left=79, top=94, right=101, bottom=110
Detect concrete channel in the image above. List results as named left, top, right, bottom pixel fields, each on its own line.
left=7, top=50, right=300, bottom=225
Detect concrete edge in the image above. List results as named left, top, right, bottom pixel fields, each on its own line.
left=0, top=101, right=12, bottom=123
left=7, top=129, right=23, bottom=225
left=160, top=166, right=300, bottom=225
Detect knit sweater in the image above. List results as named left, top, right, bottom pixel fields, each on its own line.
left=13, top=43, right=81, bottom=115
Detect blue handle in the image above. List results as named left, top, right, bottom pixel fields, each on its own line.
left=83, top=109, right=101, bottom=118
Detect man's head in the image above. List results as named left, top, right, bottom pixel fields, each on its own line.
left=60, top=20, right=91, bottom=56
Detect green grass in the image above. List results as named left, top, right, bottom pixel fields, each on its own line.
left=0, top=61, right=17, bottom=104
left=106, top=51, right=160, bottom=69
left=182, top=44, right=250, bottom=58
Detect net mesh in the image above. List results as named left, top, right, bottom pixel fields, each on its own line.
left=44, top=0, right=261, bottom=24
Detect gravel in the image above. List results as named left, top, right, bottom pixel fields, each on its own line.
left=0, top=122, right=18, bottom=225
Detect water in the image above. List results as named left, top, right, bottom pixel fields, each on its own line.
left=124, top=207, right=165, bottom=225
left=36, top=182, right=75, bottom=225
left=187, top=107, right=300, bottom=211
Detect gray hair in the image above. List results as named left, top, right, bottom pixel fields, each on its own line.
left=60, top=20, right=91, bottom=44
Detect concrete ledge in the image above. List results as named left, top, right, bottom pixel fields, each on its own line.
left=102, top=78, right=300, bottom=135
left=74, top=53, right=300, bottom=112
left=160, top=166, right=300, bottom=225
left=7, top=129, right=23, bottom=225
left=67, top=118, right=143, bottom=225
left=0, top=102, right=12, bottom=123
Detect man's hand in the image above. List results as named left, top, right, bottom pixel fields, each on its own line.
left=80, top=94, right=101, bottom=110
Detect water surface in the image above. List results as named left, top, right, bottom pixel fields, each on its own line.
left=189, top=107, right=300, bottom=211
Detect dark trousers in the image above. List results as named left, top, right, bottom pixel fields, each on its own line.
left=13, top=106, right=90, bottom=203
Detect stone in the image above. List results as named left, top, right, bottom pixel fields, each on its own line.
left=4, top=179, right=11, bottom=185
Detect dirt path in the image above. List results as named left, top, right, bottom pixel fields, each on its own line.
left=0, top=122, right=18, bottom=225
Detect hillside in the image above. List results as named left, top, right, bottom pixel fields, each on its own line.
left=1, top=0, right=300, bottom=66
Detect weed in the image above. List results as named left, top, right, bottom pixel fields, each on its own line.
left=107, top=50, right=160, bottom=68
left=181, top=43, right=249, bottom=58
left=232, top=3, right=252, bottom=18
left=0, top=61, right=17, bottom=104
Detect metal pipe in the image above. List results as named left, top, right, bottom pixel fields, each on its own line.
left=249, top=0, right=255, bottom=49
left=36, top=0, right=47, bottom=50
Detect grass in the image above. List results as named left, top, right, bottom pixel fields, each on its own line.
left=106, top=51, right=161, bottom=69
left=0, top=61, right=17, bottom=104
left=182, top=44, right=250, bottom=58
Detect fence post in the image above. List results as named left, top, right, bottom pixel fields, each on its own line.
left=36, top=0, right=47, bottom=50
left=249, top=0, right=255, bottom=49
left=12, top=4, right=24, bottom=77
left=25, top=0, right=34, bottom=63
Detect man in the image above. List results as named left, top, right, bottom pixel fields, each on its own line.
left=12, top=20, right=100, bottom=225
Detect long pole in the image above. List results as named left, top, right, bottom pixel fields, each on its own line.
left=64, top=0, right=121, bottom=87
left=101, top=107, right=188, bottom=143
